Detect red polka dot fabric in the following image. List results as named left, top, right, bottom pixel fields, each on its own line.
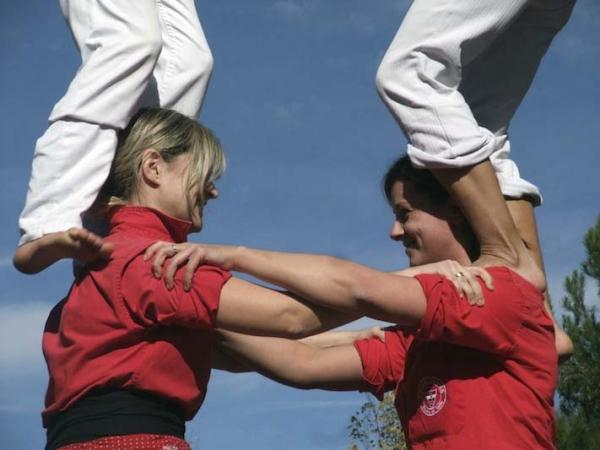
left=57, top=434, right=191, bottom=450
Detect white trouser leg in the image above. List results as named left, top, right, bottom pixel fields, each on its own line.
left=50, top=0, right=163, bottom=127
left=376, top=0, right=531, bottom=166
left=377, top=0, right=575, bottom=202
left=19, top=122, right=117, bottom=244
left=148, top=0, right=214, bottom=117
left=19, top=0, right=164, bottom=244
left=460, top=0, right=576, bottom=205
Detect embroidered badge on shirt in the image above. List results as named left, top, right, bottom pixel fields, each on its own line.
left=418, top=376, right=447, bottom=417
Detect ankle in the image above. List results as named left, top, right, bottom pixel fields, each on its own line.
left=13, top=240, right=41, bottom=274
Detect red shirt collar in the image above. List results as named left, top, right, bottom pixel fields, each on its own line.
left=109, top=206, right=192, bottom=243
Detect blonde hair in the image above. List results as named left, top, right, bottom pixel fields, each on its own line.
left=104, top=107, right=226, bottom=210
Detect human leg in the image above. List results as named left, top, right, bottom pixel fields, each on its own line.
left=16, top=0, right=164, bottom=272
left=458, top=0, right=576, bottom=358
left=378, top=0, right=576, bottom=291
left=149, top=0, right=214, bottom=117
left=459, top=0, right=576, bottom=204
left=375, top=0, right=529, bottom=168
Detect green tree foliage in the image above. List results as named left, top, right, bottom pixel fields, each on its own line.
left=556, top=215, right=600, bottom=450
left=347, top=392, right=406, bottom=450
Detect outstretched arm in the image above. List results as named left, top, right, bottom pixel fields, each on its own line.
left=146, top=243, right=492, bottom=328
left=212, top=326, right=384, bottom=373
left=215, top=255, right=428, bottom=327
left=122, top=253, right=359, bottom=340
left=215, top=329, right=364, bottom=391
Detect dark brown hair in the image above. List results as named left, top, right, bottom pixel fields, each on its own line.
left=383, top=156, right=449, bottom=205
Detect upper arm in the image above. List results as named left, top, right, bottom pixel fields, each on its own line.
left=121, top=256, right=226, bottom=329
left=351, top=270, right=427, bottom=326
left=297, top=344, right=365, bottom=391
left=415, top=271, right=525, bottom=355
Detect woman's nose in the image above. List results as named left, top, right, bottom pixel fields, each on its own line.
left=390, top=220, right=404, bottom=241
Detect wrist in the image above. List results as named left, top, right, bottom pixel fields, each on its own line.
left=227, top=245, right=248, bottom=270
left=395, top=267, right=417, bottom=277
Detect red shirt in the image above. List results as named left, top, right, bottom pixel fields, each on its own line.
left=42, top=207, right=231, bottom=426
left=354, top=267, right=557, bottom=449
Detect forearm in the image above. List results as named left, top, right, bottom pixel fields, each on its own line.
left=233, top=248, right=360, bottom=307
left=216, top=330, right=317, bottom=387
left=300, top=327, right=382, bottom=349
left=224, top=247, right=425, bottom=325
left=216, top=330, right=363, bottom=390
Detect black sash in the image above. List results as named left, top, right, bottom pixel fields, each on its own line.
left=45, top=388, right=186, bottom=450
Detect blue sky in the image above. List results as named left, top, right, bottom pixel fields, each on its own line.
left=1, top=1, right=599, bottom=449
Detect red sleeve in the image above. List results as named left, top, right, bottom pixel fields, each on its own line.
left=414, top=268, right=528, bottom=356
left=353, top=327, right=413, bottom=400
left=121, top=256, right=232, bottom=330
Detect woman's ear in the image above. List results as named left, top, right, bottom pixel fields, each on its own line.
left=140, top=148, right=163, bottom=187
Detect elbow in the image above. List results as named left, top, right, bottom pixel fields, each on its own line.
left=279, top=301, right=335, bottom=339
left=556, top=328, right=574, bottom=364
left=279, top=308, right=319, bottom=339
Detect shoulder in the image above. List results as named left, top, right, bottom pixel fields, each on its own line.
left=486, top=266, right=544, bottom=311
left=415, top=267, right=542, bottom=312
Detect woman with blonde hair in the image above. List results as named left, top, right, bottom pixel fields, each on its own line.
left=41, top=107, right=376, bottom=450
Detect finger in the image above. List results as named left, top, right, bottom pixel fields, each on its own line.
left=459, top=280, right=477, bottom=305
left=79, top=230, right=103, bottom=253
left=450, top=263, right=467, bottom=298
left=463, top=268, right=489, bottom=305
left=152, top=246, right=179, bottom=278
left=88, top=233, right=104, bottom=251
left=144, top=241, right=168, bottom=261
left=466, top=277, right=484, bottom=306
left=373, top=327, right=386, bottom=342
left=183, top=251, right=206, bottom=291
left=99, top=241, right=115, bottom=259
left=454, top=280, right=466, bottom=298
left=165, top=249, right=194, bottom=289
left=474, top=267, right=494, bottom=291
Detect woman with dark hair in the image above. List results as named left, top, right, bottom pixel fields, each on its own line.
left=148, top=155, right=562, bottom=449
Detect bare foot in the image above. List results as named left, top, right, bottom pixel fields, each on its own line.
left=13, top=228, right=114, bottom=274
